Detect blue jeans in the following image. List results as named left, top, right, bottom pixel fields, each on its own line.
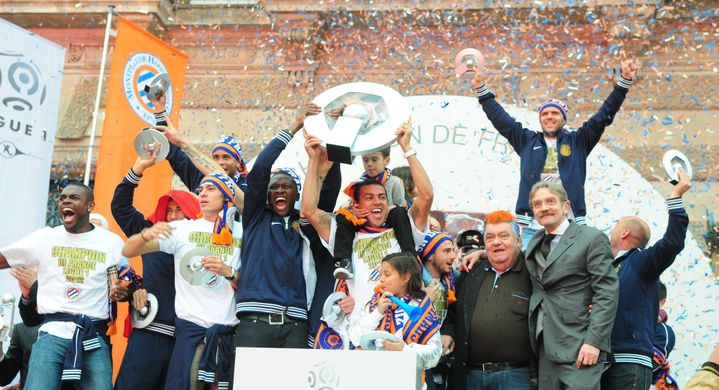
left=601, top=363, right=652, bottom=390
left=466, top=366, right=531, bottom=390
left=25, top=331, right=112, bottom=390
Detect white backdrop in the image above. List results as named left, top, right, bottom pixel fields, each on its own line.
left=261, top=94, right=718, bottom=385
left=0, top=18, right=66, bottom=327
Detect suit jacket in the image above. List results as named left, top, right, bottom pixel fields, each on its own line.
left=442, top=256, right=532, bottom=390
left=0, top=323, right=39, bottom=387
left=525, top=222, right=618, bottom=363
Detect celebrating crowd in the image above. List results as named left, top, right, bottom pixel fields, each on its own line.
left=1, top=57, right=717, bottom=390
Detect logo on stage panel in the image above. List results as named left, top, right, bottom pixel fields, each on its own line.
left=307, top=361, right=340, bottom=390
left=65, top=287, right=81, bottom=301
left=122, top=52, right=173, bottom=125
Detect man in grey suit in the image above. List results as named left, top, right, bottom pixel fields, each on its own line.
left=525, top=182, right=618, bottom=389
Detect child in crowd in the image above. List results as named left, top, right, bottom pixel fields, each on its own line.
left=333, top=148, right=407, bottom=279
left=351, top=252, right=441, bottom=385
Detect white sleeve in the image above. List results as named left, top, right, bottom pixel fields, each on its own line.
left=157, top=222, right=180, bottom=255
left=349, top=302, right=384, bottom=348
left=319, top=216, right=338, bottom=257
left=408, top=213, right=429, bottom=249
left=404, top=331, right=442, bottom=370
left=0, top=228, right=48, bottom=267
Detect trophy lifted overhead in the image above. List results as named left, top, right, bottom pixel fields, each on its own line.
left=133, top=72, right=172, bottom=162
left=454, top=48, right=485, bottom=79
left=662, top=149, right=693, bottom=185
left=304, top=82, right=410, bottom=164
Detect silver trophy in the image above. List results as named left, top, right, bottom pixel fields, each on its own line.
left=304, top=82, right=410, bottom=164
left=180, top=248, right=215, bottom=286
left=0, top=294, right=15, bottom=343
left=143, top=73, right=171, bottom=104
left=454, top=48, right=485, bottom=78
left=662, top=150, right=693, bottom=185
left=133, top=127, right=170, bottom=162
left=131, top=293, right=159, bottom=329
left=359, top=331, right=400, bottom=351
left=321, top=292, right=348, bottom=328
left=133, top=72, right=172, bottom=161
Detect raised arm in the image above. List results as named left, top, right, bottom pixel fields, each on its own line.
left=576, top=58, right=637, bottom=150
left=470, top=66, right=531, bottom=151
left=300, top=132, right=334, bottom=243
left=639, top=169, right=691, bottom=280
left=398, top=121, right=433, bottom=230
left=153, top=115, right=245, bottom=212
left=244, top=103, right=321, bottom=225
left=147, top=94, right=205, bottom=192
left=111, top=153, right=158, bottom=237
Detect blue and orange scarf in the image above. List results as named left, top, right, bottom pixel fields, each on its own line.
left=343, top=168, right=392, bottom=199
left=367, top=289, right=440, bottom=346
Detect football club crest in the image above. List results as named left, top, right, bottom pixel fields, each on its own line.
left=122, top=52, right=173, bottom=124
left=65, top=287, right=81, bottom=301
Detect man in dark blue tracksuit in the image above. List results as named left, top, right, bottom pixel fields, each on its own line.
left=470, top=60, right=637, bottom=231
left=232, top=104, right=342, bottom=363
left=111, top=153, right=200, bottom=390
left=601, top=170, right=691, bottom=390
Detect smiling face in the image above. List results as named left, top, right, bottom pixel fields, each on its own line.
left=57, top=185, right=94, bottom=233
left=267, top=174, right=298, bottom=217
left=539, top=106, right=565, bottom=135
left=212, top=149, right=239, bottom=177
left=354, top=183, right=389, bottom=227
left=530, top=187, right=569, bottom=232
left=484, top=221, right=521, bottom=271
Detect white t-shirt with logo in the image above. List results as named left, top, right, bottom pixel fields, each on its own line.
left=321, top=213, right=427, bottom=346
left=158, top=218, right=241, bottom=328
left=2, top=226, right=126, bottom=339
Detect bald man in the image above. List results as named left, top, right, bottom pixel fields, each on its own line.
left=602, top=169, right=691, bottom=390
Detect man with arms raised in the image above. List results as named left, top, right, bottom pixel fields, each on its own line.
left=301, top=121, right=434, bottom=347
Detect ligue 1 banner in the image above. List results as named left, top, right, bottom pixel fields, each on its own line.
left=0, top=18, right=66, bottom=313
left=90, top=16, right=188, bottom=375
left=0, top=18, right=66, bottom=246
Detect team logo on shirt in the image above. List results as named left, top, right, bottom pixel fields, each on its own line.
left=559, top=144, right=572, bottom=157
left=204, top=274, right=219, bottom=288
left=292, top=220, right=300, bottom=233
left=368, top=266, right=381, bottom=282
left=65, top=287, right=81, bottom=301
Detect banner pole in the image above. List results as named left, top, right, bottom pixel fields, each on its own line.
left=83, top=4, right=115, bottom=186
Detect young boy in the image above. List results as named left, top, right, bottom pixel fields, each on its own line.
left=352, top=148, right=406, bottom=209
left=333, top=148, right=407, bottom=279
